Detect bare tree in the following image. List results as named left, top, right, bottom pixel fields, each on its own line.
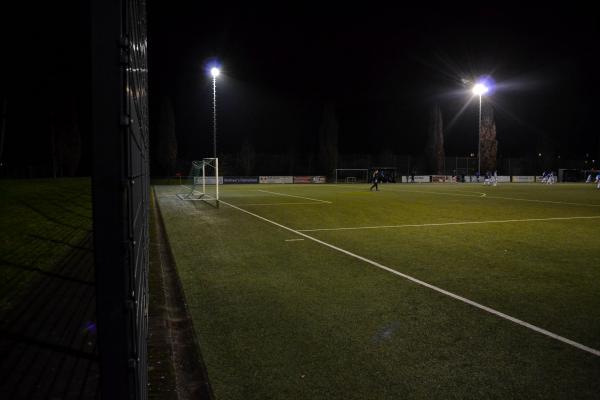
left=61, top=117, right=82, bottom=176
left=318, top=102, right=338, bottom=177
left=425, top=104, right=445, bottom=174
left=0, top=97, right=6, bottom=166
left=51, top=109, right=82, bottom=177
left=238, top=139, right=256, bottom=175
left=480, top=103, right=498, bottom=173
left=157, top=97, right=178, bottom=176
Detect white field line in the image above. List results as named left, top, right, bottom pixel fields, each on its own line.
left=241, top=202, right=330, bottom=206
left=219, top=199, right=600, bottom=358
left=298, top=215, right=600, bottom=232
left=257, top=189, right=332, bottom=204
left=285, top=238, right=305, bottom=242
left=485, top=195, right=600, bottom=207
left=388, top=188, right=600, bottom=207
left=386, top=189, right=486, bottom=199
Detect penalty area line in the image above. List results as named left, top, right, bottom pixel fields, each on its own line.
left=241, top=202, right=330, bottom=206
left=256, top=189, right=332, bottom=204
left=298, top=215, right=600, bottom=232
left=219, top=199, right=600, bottom=358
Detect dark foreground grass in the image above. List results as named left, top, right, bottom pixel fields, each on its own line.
left=0, top=178, right=92, bottom=314
left=156, top=183, right=600, bottom=399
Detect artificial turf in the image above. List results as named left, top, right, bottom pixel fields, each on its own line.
left=155, top=183, right=600, bottom=399
left=0, top=178, right=92, bottom=314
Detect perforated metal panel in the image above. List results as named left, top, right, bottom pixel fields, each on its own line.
left=91, top=0, right=149, bottom=398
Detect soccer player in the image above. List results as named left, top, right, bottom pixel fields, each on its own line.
left=493, top=170, right=498, bottom=186
left=370, top=169, right=380, bottom=191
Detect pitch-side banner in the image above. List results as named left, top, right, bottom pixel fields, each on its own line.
left=414, top=175, right=431, bottom=183
left=259, top=176, right=294, bottom=184
left=512, top=176, right=535, bottom=183
left=463, top=176, right=481, bottom=183
left=401, top=175, right=431, bottom=183
left=497, top=175, right=511, bottom=182
left=431, top=175, right=457, bottom=183
left=224, top=176, right=259, bottom=184
left=194, top=176, right=223, bottom=184
left=293, top=176, right=326, bottom=184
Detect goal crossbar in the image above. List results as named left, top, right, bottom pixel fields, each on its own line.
left=177, top=158, right=219, bottom=203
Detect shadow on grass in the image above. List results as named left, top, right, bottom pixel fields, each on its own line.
left=0, top=234, right=99, bottom=399
left=18, top=199, right=92, bottom=233
left=27, top=233, right=94, bottom=253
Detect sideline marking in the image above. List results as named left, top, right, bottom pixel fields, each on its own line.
left=219, top=199, right=600, bottom=358
left=486, top=195, right=600, bottom=207
left=285, top=238, right=304, bottom=242
left=297, top=215, right=600, bottom=232
left=257, top=190, right=332, bottom=204
left=389, top=188, right=600, bottom=207
left=242, top=202, right=330, bottom=206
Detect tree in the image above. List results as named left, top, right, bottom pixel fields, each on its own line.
left=157, top=97, right=178, bottom=176
left=60, top=116, right=82, bottom=176
left=238, top=139, right=256, bottom=175
left=425, top=104, right=445, bottom=174
left=318, top=102, right=338, bottom=177
left=0, top=97, right=6, bottom=167
left=480, top=103, right=498, bottom=173
left=51, top=107, right=82, bottom=177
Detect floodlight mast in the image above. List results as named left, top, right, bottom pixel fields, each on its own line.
left=210, top=67, right=220, bottom=158
left=472, top=83, right=489, bottom=177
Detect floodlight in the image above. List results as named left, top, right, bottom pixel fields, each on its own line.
left=472, top=83, right=489, bottom=96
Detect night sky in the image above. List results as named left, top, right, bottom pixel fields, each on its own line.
left=0, top=3, right=598, bottom=175
left=147, top=3, right=599, bottom=163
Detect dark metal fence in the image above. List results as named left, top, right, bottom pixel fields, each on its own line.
left=91, top=0, right=149, bottom=398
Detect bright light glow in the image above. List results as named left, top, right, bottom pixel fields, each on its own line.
left=472, top=83, right=489, bottom=96
left=211, top=67, right=220, bottom=78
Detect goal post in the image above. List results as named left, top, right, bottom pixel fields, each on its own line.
left=177, top=158, right=220, bottom=204
left=335, top=169, right=369, bottom=183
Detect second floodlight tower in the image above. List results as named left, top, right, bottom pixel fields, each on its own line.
left=210, top=66, right=220, bottom=158
left=472, top=82, right=489, bottom=176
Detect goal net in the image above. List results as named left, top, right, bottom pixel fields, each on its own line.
left=177, top=158, right=220, bottom=204
left=335, top=169, right=369, bottom=183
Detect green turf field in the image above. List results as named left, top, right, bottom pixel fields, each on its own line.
left=0, top=179, right=92, bottom=314
left=155, top=182, right=600, bottom=399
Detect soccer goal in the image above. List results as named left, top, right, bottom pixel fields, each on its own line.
left=335, top=169, right=369, bottom=183
left=177, top=158, right=220, bottom=204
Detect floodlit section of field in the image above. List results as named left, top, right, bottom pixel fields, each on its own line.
left=155, top=183, right=600, bottom=399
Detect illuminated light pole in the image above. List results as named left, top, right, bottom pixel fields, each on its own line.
left=472, top=83, right=489, bottom=177
left=210, top=67, right=220, bottom=158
